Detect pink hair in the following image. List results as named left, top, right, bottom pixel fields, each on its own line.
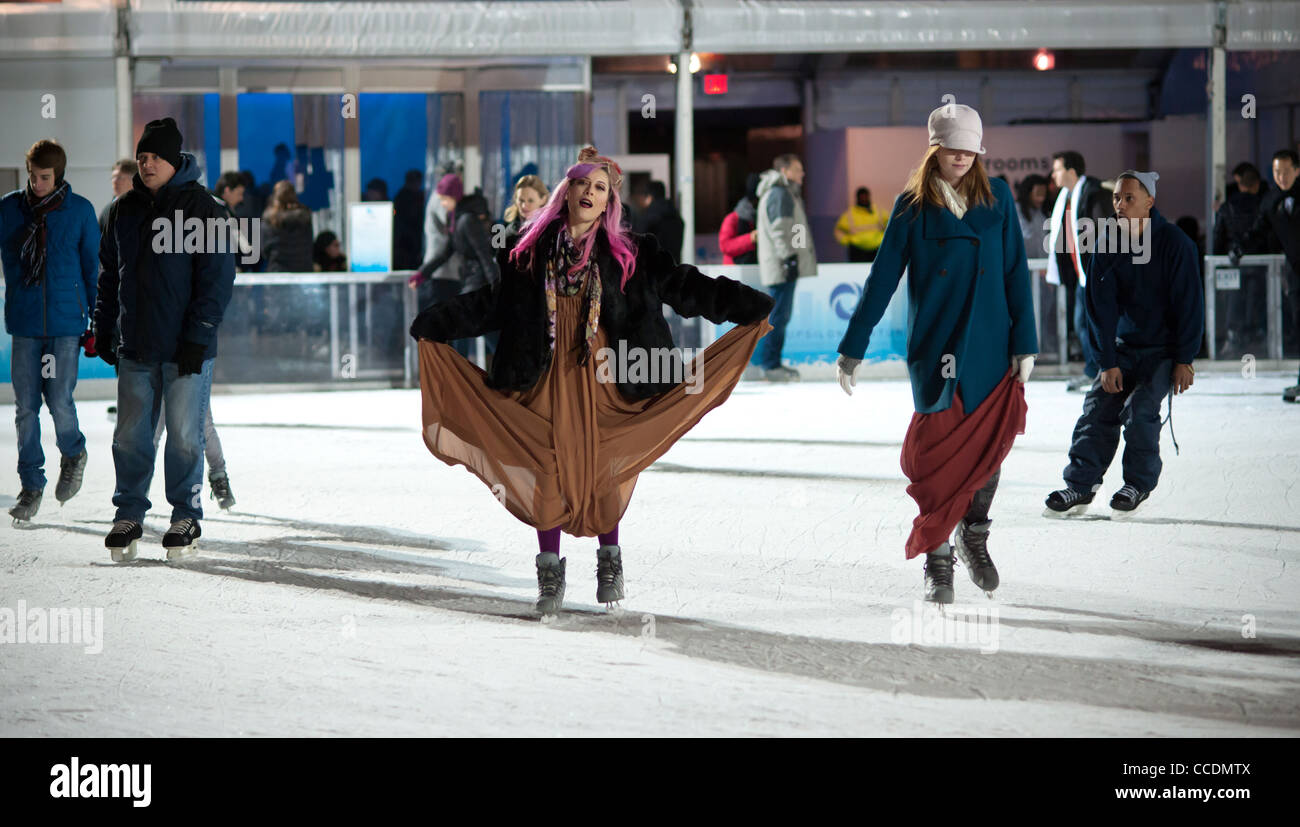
left=508, top=160, right=638, bottom=291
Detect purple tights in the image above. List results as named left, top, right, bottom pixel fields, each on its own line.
left=536, top=525, right=618, bottom=554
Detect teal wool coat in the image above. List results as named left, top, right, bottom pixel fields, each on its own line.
left=837, top=177, right=1038, bottom=414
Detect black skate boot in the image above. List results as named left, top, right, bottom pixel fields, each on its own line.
left=596, top=545, right=625, bottom=606
left=55, top=450, right=87, bottom=504
left=1109, top=484, right=1150, bottom=517
left=953, top=519, right=999, bottom=595
left=535, top=552, right=566, bottom=615
left=209, top=470, right=236, bottom=511
left=923, top=543, right=955, bottom=605
left=105, top=519, right=143, bottom=562
left=9, top=488, right=43, bottom=525
left=1044, top=487, right=1094, bottom=518
left=162, top=518, right=201, bottom=561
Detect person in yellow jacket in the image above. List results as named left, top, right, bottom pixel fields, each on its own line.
left=834, top=187, right=888, bottom=262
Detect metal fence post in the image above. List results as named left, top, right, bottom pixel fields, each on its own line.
left=1203, top=255, right=1216, bottom=360
left=1056, top=282, right=1068, bottom=367
left=1267, top=257, right=1283, bottom=361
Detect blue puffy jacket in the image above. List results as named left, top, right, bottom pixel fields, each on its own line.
left=0, top=184, right=99, bottom=338
left=94, top=153, right=236, bottom=363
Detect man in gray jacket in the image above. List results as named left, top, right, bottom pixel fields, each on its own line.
left=754, top=154, right=818, bottom=381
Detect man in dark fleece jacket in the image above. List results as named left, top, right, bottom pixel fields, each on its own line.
left=1046, top=170, right=1203, bottom=518
left=94, top=118, right=236, bottom=560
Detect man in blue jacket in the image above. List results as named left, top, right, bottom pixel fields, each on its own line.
left=1046, top=171, right=1203, bottom=517
left=94, top=118, right=237, bottom=561
left=1, top=139, right=98, bottom=523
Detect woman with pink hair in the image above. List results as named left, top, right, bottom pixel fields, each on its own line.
left=410, top=146, right=774, bottom=615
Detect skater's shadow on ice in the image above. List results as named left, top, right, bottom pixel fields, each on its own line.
left=1002, top=603, right=1300, bottom=657
left=1057, top=513, right=1300, bottom=534
left=39, top=517, right=528, bottom=590
left=147, top=551, right=1300, bottom=731
left=23, top=520, right=1300, bottom=731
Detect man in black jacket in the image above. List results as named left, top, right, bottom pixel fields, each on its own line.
left=1248, top=149, right=1300, bottom=401
left=1046, top=171, right=1203, bottom=518
left=631, top=180, right=685, bottom=265
left=1213, top=161, right=1269, bottom=358
left=94, top=118, right=237, bottom=561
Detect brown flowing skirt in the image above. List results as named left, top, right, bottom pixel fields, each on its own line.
left=418, top=290, right=772, bottom=537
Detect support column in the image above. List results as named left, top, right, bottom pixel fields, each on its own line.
left=675, top=52, right=695, bottom=265
left=113, top=0, right=132, bottom=159
left=343, top=63, right=362, bottom=251
left=1206, top=4, right=1227, bottom=359
left=218, top=67, right=239, bottom=176
left=463, top=68, right=482, bottom=192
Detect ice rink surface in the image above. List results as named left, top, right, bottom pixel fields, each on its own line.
left=2, top=371, right=1297, bottom=737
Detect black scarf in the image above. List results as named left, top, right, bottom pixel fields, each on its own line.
left=20, top=181, right=69, bottom=287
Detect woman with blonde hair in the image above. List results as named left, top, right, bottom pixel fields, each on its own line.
left=503, top=174, right=549, bottom=240
left=410, top=146, right=774, bottom=615
left=261, top=179, right=313, bottom=273
left=836, top=104, right=1038, bottom=605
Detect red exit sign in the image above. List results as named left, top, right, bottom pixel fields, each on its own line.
left=703, top=74, right=728, bottom=95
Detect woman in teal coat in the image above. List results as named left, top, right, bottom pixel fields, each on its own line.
left=836, top=104, right=1038, bottom=605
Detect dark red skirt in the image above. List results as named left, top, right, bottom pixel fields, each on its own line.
left=899, top=370, right=1027, bottom=559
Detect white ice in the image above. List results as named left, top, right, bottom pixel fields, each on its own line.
left=1, top=370, right=1298, bottom=736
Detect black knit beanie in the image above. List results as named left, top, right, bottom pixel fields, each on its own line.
left=136, top=117, right=183, bottom=170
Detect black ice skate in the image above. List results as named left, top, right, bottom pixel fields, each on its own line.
left=953, top=519, right=999, bottom=595
left=1109, top=484, right=1150, bottom=516
left=596, top=545, right=624, bottom=607
left=535, top=552, right=566, bottom=615
left=162, top=518, right=201, bottom=561
left=105, top=519, right=143, bottom=562
left=923, top=543, right=955, bottom=605
left=209, top=470, right=236, bottom=511
left=9, top=488, right=42, bottom=525
left=55, top=449, right=87, bottom=504
left=1043, top=487, right=1095, bottom=518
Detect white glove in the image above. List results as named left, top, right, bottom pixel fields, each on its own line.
left=1012, top=354, right=1036, bottom=383
left=837, top=355, right=862, bottom=396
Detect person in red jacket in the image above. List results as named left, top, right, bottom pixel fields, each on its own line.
left=718, top=174, right=761, bottom=265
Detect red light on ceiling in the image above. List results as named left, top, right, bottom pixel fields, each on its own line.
left=1033, top=49, right=1056, bottom=71
left=703, top=74, right=728, bottom=95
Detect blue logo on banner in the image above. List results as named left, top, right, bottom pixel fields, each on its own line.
left=830, top=282, right=861, bottom=320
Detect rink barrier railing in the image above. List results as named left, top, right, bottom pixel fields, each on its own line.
left=193, top=254, right=1297, bottom=390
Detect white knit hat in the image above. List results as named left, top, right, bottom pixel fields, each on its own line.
left=927, top=103, right=986, bottom=155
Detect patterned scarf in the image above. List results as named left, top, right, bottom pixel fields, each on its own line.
left=20, top=181, right=69, bottom=287
left=544, top=225, right=602, bottom=366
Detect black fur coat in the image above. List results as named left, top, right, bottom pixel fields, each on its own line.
left=409, top=219, right=773, bottom=401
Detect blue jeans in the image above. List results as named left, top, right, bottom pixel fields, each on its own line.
left=153, top=397, right=226, bottom=476
left=753, top=280, right=797, bottom=370
left=11, top=335, right=86, bottom=491
left=1075, top=283, right=1100, bottom=378
left=112, top=356, right=213, bottom=523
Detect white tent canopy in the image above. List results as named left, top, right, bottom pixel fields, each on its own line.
left=2, top=0, right=1298, bottom=59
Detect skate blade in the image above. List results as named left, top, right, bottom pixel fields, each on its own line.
left=165, top=543, right=198, bottom=562
left=1108, top=508, right=1141, bottom=521
left=604, top=601, right=624, bottom=614
left=110, top=541, right=139, bottom=563
left=1042, top=504, right=1089, bottom=519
